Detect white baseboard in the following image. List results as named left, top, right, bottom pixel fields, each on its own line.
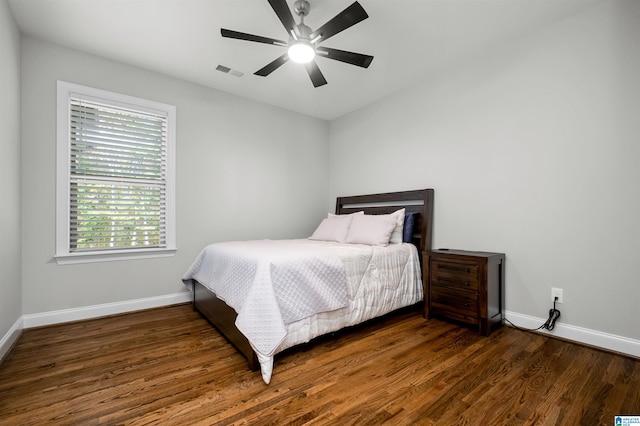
left=22, top=291, right=192, bottom=329
left=505, top=310, right=640, bottom=358
left=0, top=317, right=24, bottom=362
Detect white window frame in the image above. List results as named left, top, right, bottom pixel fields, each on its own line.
left=55, top=81, right=176, bottom=265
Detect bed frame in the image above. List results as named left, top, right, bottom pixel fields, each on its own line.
left=192, top=188, right=434, bottom=370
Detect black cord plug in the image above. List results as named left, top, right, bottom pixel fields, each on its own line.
left=541, top=299, right=561, bottom=330
left=504, top=297, right=561, bottom=332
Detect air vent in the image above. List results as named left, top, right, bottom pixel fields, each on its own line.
left=216, top=65, right=244, bottom=77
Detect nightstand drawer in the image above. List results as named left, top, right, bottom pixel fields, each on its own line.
left=430, top=260, right=479, bottom=291
left=430, top=286, right=479, bottom=324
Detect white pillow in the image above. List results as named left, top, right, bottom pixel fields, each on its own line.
left=345, top=214, right=397, bottom=246
left=388, top=208, right=406, bottom=244
left=309, top=215, right=353, bottom=242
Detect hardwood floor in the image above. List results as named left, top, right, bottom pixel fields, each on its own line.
left=0, top=304, right=638, bottom=425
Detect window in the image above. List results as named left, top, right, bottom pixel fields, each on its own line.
left=56, top=81, right=176, bottom=264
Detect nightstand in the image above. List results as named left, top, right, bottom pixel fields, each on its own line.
left=423, top=249, right=505, bottom=336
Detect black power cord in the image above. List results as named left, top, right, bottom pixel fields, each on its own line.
left=504, top=297, right=561, bottom=332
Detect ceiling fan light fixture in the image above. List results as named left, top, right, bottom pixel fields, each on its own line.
left=288, top=41, right=315, bottom=64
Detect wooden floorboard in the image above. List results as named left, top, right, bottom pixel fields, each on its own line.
left=0, top=304, right=638, bottom=425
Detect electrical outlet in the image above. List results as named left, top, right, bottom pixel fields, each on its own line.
left=551, top=287, right=563, bottom=304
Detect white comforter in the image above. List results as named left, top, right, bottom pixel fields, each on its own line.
left=182, top=239, right=423, bottom=383
left=183, top=240, right=348, bottom=355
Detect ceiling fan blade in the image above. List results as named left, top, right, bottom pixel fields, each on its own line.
left=310, top=1, right=369, bottom=44
left=316, top=46, right=373, bottom=68
left=221, top=28, right=287, bottom=46
left=304, top=60, right=328, bottom=88
left=267, top=0, right=297, bottom=37
left=255, top=54, right=289, bottom=77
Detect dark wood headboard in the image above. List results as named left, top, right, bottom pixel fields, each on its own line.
left=335, top=189, right=434, bottom=253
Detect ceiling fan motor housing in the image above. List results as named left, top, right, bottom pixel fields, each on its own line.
left=296, top=23, right=312, bottom=40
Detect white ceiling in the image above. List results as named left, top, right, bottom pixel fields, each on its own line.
left=9, top=0, right=603, bottom=120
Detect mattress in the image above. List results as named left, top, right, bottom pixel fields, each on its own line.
left=183, top=239, right=423, bottom=383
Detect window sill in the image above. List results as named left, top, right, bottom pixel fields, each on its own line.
left=55, top=248, right=177, bottom=265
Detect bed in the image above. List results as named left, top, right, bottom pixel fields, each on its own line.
left=182, top=189, right=434, bottom=383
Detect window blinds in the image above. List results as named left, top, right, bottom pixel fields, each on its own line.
left=69, top=97, right=168, bottom=251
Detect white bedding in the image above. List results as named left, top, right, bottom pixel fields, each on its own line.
left=182, top=239, right=423, bottom=384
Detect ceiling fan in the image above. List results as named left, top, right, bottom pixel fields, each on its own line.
left=221, top=0, right=374, bottom=87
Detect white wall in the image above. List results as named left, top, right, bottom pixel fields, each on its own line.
left=20, top=36, right=329, bottom=316
left=0, top=0, right=22, bottom=356
left=330, top=0, right=640, bottom=341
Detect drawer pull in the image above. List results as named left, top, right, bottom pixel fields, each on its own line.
left=438, top=298, right=472, bottom=308
left=465, top=281, right=471, bottom=287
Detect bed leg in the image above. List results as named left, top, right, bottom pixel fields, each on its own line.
left=248, top=353, right=259, bottom=371
left=192, top=284, right=197, bottom=311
